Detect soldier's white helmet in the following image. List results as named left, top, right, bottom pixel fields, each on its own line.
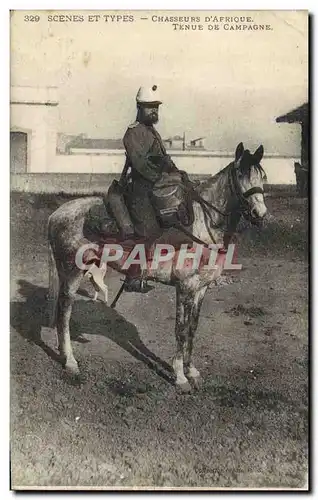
left=136, top=85, right=162, bottom=105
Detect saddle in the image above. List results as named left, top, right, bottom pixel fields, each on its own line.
left=102, top=169, right=195, bottom=239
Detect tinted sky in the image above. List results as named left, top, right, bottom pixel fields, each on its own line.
left=11, top=10, right=308, bottom=155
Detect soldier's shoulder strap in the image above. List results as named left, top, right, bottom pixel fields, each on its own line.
left=128, top=121, right=140, bottom=129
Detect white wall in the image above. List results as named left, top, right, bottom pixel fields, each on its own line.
left=48, top=152, right=299, bottom=184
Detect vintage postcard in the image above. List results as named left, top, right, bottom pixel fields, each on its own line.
left=10, top=10, right=308, bottom=490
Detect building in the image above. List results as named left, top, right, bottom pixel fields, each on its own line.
left=163, top=134, right=205, bottom=151
left=57, top=134, right=124, bottom=154
left=56, top=133, right=87, bottom=154
left=189, top=137, right=205, bottom=150
left=163, top=135, right=185, bottom=150
left=276, top=102, right=308, bottom=196
left=276, top=103, right=308, bottom=168
left=66, top=137, right=124, bottom=154
left=10, top=86, right=59, bottom=173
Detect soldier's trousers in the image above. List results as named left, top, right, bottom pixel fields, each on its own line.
left=128, top=181, right=162, bottom=244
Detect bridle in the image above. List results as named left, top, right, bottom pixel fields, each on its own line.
left=195, top=161, right=264, bottom=221
left=228, top=162, right=265, bottom=219
left=178, top=162, right=265, bottom=246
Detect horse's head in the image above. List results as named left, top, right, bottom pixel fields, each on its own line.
left=231, top=142, right=268, bottom=224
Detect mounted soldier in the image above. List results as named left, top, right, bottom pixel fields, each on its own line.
left=84, top=85, right=196, bottom=293
left=123, top=85, right=179, bottom=241
left=106, top=85, right=193, bottom=292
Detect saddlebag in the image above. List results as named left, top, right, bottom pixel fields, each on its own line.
left=150, top=172, right=193, bottom=228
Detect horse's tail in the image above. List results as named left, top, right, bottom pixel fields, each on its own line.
left=47, top=237, right=59, bottom=328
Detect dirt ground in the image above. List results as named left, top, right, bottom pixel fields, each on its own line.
left=10, top=190, right=308, bottom=490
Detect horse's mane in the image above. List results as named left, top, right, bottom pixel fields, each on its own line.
left=199, top=153, right=267, bottom=191
left=240, top=149, right=267, bottom=179
left=199, top=162, right=233, bottom=190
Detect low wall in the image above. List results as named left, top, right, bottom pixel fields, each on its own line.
left=11, top=173, right=210, bottom=194
left=11, top=153, right=299, bottom=193
left=46, top=152, right=299, bottom=184
left=11, top=173, right=119, bottom=194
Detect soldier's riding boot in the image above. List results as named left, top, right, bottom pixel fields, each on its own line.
left=123, top=259, right=154, bottom=293
left=122, top=242, right=155, bottom=293
left=123, top=275, right=153, bottom=293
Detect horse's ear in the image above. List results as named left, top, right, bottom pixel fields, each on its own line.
left=253, top=145, right=264, bottom=163
left=235, top=142, right=244, bottom=164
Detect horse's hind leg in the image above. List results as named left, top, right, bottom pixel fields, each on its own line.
left=184, top=286, right=207, bottom=389
left=56, top=268, right=83, bottom=375
left=172, top=286, right=192, bottom=393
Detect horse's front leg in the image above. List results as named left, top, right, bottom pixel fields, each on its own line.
left=184, top=286, right=207, bottom=389
left=85, top=262, right=108, bottom=303
left=172, top=286, right=192, bottom=393
left=56, top=270, right=83, bottom=376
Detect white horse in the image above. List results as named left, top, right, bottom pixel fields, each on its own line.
left=48, top=143, right=267, bottom=392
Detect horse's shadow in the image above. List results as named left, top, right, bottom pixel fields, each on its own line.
left=10, top=280, right=174, bottom=384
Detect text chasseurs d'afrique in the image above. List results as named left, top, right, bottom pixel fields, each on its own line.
left=24, top=13, right=273, bottom=31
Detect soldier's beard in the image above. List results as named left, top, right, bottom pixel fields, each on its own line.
left=143, top=114, right=158, bottom=125
left=138, top=108, right=159, bottom=125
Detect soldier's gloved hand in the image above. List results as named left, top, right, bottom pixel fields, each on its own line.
left=162, top=156, right=179, bottom=173
left=148, top=154, right=178, bottom=173
left=148, top=154, right=166, bottom=168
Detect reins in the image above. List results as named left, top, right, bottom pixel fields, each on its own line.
left=173, top=222, right=217, bottom=247
left=175, top=162, right=265, bottom=247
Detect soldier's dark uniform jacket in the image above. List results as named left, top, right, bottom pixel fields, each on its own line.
left=123, top=121, right=178, bottom=240
left=123, top=121, right=177, bottom=184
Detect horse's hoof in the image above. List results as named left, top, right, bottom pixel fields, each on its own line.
left=65, top=360, right=80, bottom=377
left=63, top=371, right=83, bottom=386
left=63, top=363, right=83, bottom=385
left=176, top=381, right=192, bottom=394
left=189, top=375, right=203, bottom=390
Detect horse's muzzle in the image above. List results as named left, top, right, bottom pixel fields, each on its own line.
left=251, top=216, right=266, bottom=227
left=243, top=208, right=267, bottom=227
